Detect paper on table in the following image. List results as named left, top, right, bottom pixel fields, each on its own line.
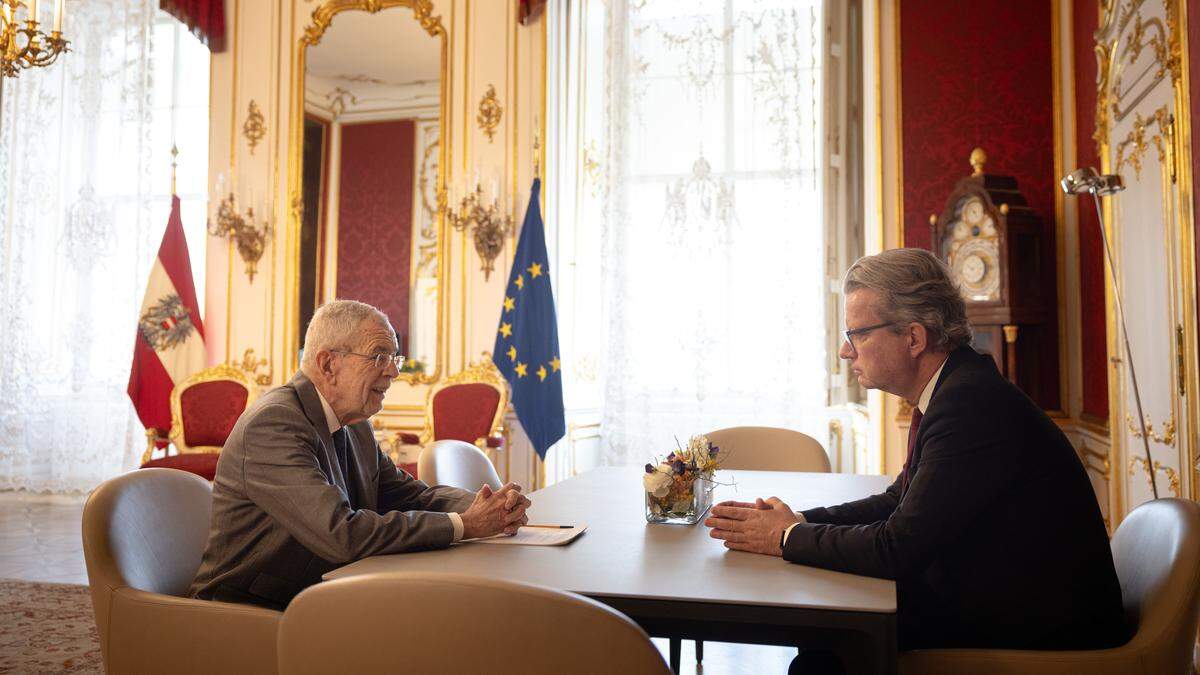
left=463, top=525, right=587, bottom=546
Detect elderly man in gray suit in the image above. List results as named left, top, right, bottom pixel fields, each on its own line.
left=190, top=299, right=529, bottom=609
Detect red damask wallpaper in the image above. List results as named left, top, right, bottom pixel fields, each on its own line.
left=336, top=120, right=416, bottom=349
left=899, top=0, right=1060, bottom=410
left=1073, top=0, right=1109, bottom=420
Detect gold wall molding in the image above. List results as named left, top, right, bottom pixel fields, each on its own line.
left=477, top=83, right=502, bottom=142
left=243, top=99, right=266, bottom=155
left=1128, top=455, right=1181, bottom=496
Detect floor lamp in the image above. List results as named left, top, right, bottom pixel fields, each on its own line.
left=1061, top=168, right=1158, bottom=499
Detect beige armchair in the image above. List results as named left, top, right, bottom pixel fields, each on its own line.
left=901, top=498, right=1200, bottom=675
left=706, top=425, right=831, bottom=473
left=82, top=468, right=281, bottom=674
left=277, top=572, right=670, bottom=675
left=417, top=438, right=503, bottom=491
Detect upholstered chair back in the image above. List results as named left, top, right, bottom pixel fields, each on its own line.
left=431, top=382, right=502, bottom=442
left=1110, top=497, right=1200, bottom=673
left=278, top=572, right=671, bottom=675
left=82, top=468, right=280, bottom=674
left=178, top=379, right=250, bottom=448
left=706, top=426, right=831, bottom=473
left=418, top=439, right=502, bottom=491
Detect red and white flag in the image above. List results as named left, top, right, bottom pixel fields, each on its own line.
left=127, top=195, right=207, bottom=434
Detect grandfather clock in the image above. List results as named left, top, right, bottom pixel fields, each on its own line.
left=929, top=148, right=1052, bottom=403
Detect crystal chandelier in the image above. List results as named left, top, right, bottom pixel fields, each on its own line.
left=1, top=0, right=69, bottom=78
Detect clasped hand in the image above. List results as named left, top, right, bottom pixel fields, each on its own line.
left=460, top=482, right=531, bottom=539
left=703, top=497, right=799, bottom=556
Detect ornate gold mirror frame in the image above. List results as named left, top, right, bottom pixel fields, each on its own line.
left=285, top=0, right=450, bottom=385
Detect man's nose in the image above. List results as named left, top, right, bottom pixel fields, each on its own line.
left=838, top=340, right=854, bottom=360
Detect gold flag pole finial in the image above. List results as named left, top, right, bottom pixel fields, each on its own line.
left=170, top=144, right=179, bottom=195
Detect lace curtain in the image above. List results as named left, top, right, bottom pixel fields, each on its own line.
left=595, top=0, right=827, bottom=465
left=0, top=0, right=191, bottom=492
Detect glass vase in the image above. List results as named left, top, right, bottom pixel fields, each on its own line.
left=645, top=472, right=715, bottom=525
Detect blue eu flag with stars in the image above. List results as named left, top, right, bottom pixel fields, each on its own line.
left=492, top=178, right=565, bottom=459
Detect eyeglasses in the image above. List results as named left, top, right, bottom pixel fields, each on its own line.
left=332, top=350, right=406, bottom=371
left=841, top=322, right=895, bottom=356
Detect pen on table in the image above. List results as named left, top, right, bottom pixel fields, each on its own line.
left=522, top=524, right=573, bottom=529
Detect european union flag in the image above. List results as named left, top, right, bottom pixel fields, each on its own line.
left=492, top=178, right=565, bottom=459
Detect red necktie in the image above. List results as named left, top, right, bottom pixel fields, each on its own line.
left=901, top=407, right=923, bottom=496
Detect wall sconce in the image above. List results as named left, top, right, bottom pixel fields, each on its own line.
left=208, top=185, right=272, bottom=283
left=1, top=0, right=70, bottom=78
left=448, top=182, right=513, bottom=280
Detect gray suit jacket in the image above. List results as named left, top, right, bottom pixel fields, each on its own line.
left=189, top=371, right=474, bottom=609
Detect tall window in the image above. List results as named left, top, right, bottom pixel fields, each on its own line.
left=0, top=2, right=209, bottom=492
left=549, top=0, right=834, bottom=472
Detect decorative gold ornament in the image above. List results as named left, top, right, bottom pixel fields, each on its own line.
left=1151, top=105, right=1176, bottom=184
left=243, top=100, right=266, bottom=155
left=1128, top=455, right=1181, bottom=497
left=969, top=147, right=987, bottom=175
left=208, top=193, right=272, bottom=282
left=0, top=0, right=69, bottom=78
left=1116, top=111, right=1150, bottom=180
left=1126, top=413, right=1176, bottom=446
left=477, top=84, right=503, bottom=142
left=233, top=348, right=272, bottom=387
left=447, top=182, right=513, bottom=280
left=303, top=0, right=445, bottom=46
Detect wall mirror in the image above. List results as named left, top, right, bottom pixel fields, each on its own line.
left=293, top=0, right=447, bottom=383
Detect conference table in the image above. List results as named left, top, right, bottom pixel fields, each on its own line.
left=326, top=467, right=897, bottom=674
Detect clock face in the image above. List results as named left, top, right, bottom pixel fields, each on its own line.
left=961, top=253, right=986, bottom=283
left=950, top=237, right=1001, bottom=302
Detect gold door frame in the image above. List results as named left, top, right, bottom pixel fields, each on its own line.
left=285, top=0, right=451, bottom=385
left=1093, top=0, right=1198, bottom=520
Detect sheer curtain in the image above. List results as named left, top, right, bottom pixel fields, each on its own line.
left=0, top=2, right=209, bottom=493
left=594, top=0, right=827, bottom=465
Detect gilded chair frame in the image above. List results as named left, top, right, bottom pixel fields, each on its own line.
left=423, top=355, right=510, bottom=451
left=286, top=0, right=451, bottom=385
left=141, top=363, right=258, bottom=465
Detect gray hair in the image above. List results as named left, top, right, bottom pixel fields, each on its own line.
left=843, top=248, right=973, bottom=351
left=301, top=300, right=392, bottom=372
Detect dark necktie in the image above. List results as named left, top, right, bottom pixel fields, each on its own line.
left=332, top=428, right=357, bottom=504
left=901, top=407, right=923, bottom=497
left=332, top=428, right=349, bottom=474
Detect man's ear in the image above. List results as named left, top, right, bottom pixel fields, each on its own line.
left=907, top=322, right=929, bottom=357
left=315, top=350, right=337, bottom=383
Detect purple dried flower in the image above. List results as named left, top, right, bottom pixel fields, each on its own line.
left=672, top=459, right=685, bottom=474
left=709, top=445, right=720, bottom=458
left=645, top=463, right=655, bottom=474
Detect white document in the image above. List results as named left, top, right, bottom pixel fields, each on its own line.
left=464, top=525, right=587, bottom=546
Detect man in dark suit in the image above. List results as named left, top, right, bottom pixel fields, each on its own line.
left=191, top=300, right=529, bottom=609
left=705, top=249, right=1128, bottom=658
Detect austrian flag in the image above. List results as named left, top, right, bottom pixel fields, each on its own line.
left=127, top=195, right=207, bottom=435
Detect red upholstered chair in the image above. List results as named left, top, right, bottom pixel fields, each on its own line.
left=396, top=357, right=509, bottom=479
left=141, top=364, right=257, bottom=481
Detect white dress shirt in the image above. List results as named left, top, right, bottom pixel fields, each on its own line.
left=780, top=355, right=948, bottom=550
left=315, top=387, right=464, bottom=541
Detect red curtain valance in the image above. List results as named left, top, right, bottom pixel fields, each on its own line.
left=160, top=0, right=226, bottom=53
